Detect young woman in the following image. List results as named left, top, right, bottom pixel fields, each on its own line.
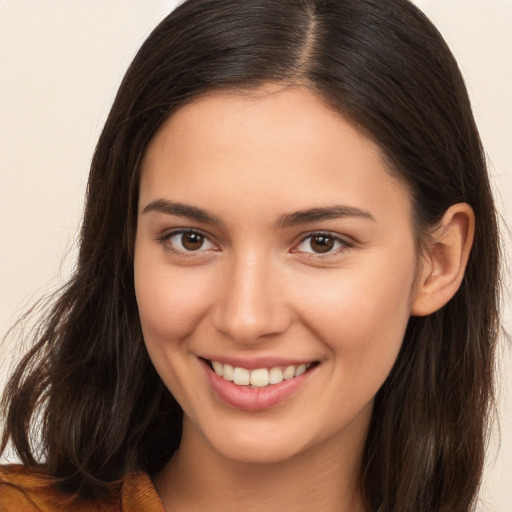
left=0, top=0, right=501, bottom=511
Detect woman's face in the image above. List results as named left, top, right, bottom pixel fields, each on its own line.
left=134, top=85, right=419, bottom=464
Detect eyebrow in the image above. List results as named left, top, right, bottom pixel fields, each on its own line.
left=275, top=205, right=375, bottom=228
left=142, top=199, right=374, bottom=227
left=142, top=199, right=222, bottom=225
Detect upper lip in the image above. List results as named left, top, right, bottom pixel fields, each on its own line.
left=199, top=355, right=318, bottom=370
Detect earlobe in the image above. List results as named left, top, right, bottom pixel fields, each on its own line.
left=411, top=203, right=475, bottom=317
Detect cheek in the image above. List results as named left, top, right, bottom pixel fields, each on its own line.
left=134, top=263, right=218, bottom=410
left=298, top=251, right=416, bottom=369
left=135, top=265, right=216, bottom=343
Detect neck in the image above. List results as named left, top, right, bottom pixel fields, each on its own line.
left=154, top=416, right=368, bottom=512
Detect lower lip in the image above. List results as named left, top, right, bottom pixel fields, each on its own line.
left=202, top=360, right=316, bottom=412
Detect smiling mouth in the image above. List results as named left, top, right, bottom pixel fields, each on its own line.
left=204, top=359, right=319, bottom=388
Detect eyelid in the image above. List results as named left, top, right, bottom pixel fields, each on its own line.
left=156, top=228, right=353, bottom=259
left=157, top=227, right=219, bottom=256
left=291, top=231, right=354, bottom=257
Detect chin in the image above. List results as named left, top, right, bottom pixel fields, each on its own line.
left=214, top=436, right=308, bottom=465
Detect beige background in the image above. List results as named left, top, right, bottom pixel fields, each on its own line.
left=1, top=1, right=510, bottom=510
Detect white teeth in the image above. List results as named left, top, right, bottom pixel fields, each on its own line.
left=295, top=364, right=307, bottom=377
left=269, top=367, right=284, bottom=384
left=249, top=368, right=269, bottom=387
left=283, top=366, right=295, bottom=380
left=233, top=367, right=250, bottom=385
left=210, top=361, right=313, bottom=388
left=223, top=363, right=234, bottom=381
left=212, top=360, right=223, bottom=376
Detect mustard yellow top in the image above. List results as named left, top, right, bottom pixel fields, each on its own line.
left=0, top=465, right=166, bottom=512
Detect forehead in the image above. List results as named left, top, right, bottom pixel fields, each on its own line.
left=143, top=84, right=381, bottom=166
left=139, top=85, right=412, bottom=228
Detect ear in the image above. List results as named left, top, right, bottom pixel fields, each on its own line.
left=411, top=203, right=475, bottom=317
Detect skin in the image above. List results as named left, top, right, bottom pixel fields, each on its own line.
left=134, top=85, right=474, bottom=511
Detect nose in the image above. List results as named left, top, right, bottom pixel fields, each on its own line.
left=211, top=252, right=292, bottom=344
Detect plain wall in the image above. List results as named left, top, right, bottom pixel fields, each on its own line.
left=1, top=1, right=510, bottom=510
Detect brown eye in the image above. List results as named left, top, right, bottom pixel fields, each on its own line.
left=309, top=235, right=335, bottom=253
left=295, top=233, right=348, bottom=255
left=181, top=232, right=204, bottom=251
left=166, top=230, right=215, bottom=253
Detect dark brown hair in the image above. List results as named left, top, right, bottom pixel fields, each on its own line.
left=1, top=1, right=501, bottom=510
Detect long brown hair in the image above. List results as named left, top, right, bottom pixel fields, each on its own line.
left=1, top=1, right=501, bottom=510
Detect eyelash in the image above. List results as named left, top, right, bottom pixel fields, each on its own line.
left=157, top=228, right=217, bottom=258
left=293, top=231, right=353, bottom=258
left=157, top=229, right=353, bottom=258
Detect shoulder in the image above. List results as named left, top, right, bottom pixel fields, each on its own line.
left=0, top=464, right=62, bottom=511
left=0, top=464, right=114, bottom=511
left=0, top=465, right=165, bottom=512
